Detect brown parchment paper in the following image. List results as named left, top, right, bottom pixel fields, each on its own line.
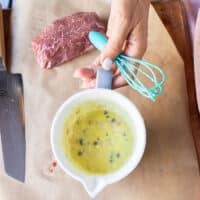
left=0, top=0, right=200, bottom=199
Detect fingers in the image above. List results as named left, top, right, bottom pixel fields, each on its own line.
left=125, top=22, right=148, bottom=59
left=124, top=4, right=149, bottom=58
left=73, top=57, right=118, bottom=82
left=78, top=73, right=127, bottom=89
left=73, top=56, right=101, bottom=80
left=74, top=62, right=127, bottom=89
left=73, top=65, right=96, bottom=89
left=74, top=0, right=150, bottom=89
left=100, top=3, right=132, bottom=63
left=101, top=30, right=128, bottom=61
left=73, top=67, right=96, bottom=80
left=113, top=74, right=127, bottom=88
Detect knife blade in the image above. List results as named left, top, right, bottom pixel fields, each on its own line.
left=0, top=7, right=26, bottom=182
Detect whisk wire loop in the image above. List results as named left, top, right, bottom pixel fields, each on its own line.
left=115, top=55, right=166, bottom=101
left=88, top=31, right=166, bottom=101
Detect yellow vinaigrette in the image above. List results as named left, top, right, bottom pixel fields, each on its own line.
left=61, top=101, right=134, bottom=174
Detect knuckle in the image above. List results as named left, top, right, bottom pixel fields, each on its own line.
left=107, top=41, right=122, bottom=54
left=126, top=41, right=147, bottom=58
left=110, top=44, right=122, bottom=53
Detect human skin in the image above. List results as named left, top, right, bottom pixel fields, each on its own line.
left=74, top=0, right=150, bottom=89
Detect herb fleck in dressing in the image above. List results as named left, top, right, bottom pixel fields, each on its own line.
left=61, top=101, right=134, bottom=174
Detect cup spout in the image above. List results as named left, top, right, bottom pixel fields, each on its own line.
left=83, top=178, right=105, bottom=198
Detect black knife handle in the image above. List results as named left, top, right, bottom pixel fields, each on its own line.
left=8, top=0, right=12, bottom=8
left=0, top=6, right=6, bottom=69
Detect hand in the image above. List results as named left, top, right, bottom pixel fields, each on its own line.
left=74, top=0, right=150, bottom=88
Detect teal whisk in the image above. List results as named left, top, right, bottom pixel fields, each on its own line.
left=89, top=31, right=166, bottom=101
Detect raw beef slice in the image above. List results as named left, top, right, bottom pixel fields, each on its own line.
left=32, top=12, right=105, bottom=69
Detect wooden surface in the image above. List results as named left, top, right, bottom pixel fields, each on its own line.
left=194, top=11, right=200, bottom=113
left=152, top=0, right=200, bottom=169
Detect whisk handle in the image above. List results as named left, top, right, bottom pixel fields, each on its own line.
left=89, top=31, right=108, bottom=51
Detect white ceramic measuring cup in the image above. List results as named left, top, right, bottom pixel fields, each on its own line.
left=51, top=69, right=146, bottom=198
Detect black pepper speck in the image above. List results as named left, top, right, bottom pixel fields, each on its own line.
left=77, top=151, right=83, bottom=156
left=93, top=141, right=98, bottom=146
left=79, top=138, right=85, bottom=145
left=104, top=110, right=108, bottom=115
left=111, top=118, right=116, bottom=122
left=116, top=153, right=120, bottom=158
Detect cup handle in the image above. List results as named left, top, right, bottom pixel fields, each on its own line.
left=96, top=68, right=113, bottom=89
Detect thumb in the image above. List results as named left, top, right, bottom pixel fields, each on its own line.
left=101, top=37, right=125, bottom=62
left=100, top=20, right=130, bottom=67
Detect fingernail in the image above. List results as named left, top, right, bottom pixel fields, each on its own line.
left=102, top=58, right=113, bottom=70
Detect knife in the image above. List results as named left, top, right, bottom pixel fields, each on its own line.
left=0, top=6, right=26, bottom=182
